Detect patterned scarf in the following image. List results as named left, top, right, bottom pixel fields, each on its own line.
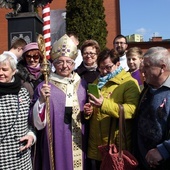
left=0, top=74, right=21, bottom=95
left=97, top=66, right=123, bottom=89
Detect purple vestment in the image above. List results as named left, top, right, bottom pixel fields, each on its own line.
left=32, top=76, right=87, bottom=170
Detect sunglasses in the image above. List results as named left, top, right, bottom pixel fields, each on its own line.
left=25, top=54, right=40, bottom=60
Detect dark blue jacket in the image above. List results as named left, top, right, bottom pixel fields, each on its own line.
left=134, top=76, right=170, bottom=170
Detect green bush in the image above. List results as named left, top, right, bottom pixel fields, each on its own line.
left=66, top=0, right=108, bottom=50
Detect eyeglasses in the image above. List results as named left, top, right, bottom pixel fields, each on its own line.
left=25, top=54, right=40, bottom=60
left=99, top=65, right=114, bottom=71
left=114, top=42, right=127, bottom=45
left=83, top=52, right=97, bottom=57
left=55, top=60, right=75, bottom=66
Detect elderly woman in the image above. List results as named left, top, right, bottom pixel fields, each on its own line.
left=17, top=42, right=44, bottom=99
left=31, top=34, right=87, bottom=170
left=84, top=48, right=140, bottom=170
left=0, top=54, right=36, bottom=169
left=75, top=39, right=100, bottom=84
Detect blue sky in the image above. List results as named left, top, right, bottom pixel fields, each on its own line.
left=120, top=0, right=170, bottom=41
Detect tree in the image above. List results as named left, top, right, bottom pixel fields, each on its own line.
left=66, top=0, right=108, bottom=50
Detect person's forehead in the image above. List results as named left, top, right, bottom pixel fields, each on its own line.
left=84, top=46, right=96, bottom=51
left=100, top=57, right=112, bottom=65
left=27, top=50, right=39, bottom=54
left=127, top=54, right=139, bottom=58
left=115, top=37, right=126, bottom=42
left=0, top=60, right=11, bottom=67
left=58, top=56, right=73, bottom=60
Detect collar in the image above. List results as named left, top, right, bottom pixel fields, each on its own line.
left=83, top=62, right=97, bottom=71
left=49, top=72, right=80, bottom=107
left=49, top=72, right=80, bottom=85
left=161, top=75, right=170, bottom=88
left=148, top=75, right=170, bottom=91
left=119, top=53, right=126, bottom=61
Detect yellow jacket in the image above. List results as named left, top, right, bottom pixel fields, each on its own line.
left=87, top=70, right=140, bottom=161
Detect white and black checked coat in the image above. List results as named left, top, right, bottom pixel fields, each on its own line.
left=0, top=87, right=33, bottom=170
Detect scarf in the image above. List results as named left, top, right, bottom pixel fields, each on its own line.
left=26, top=64, right=41, bottom=79
left=83, top=62, right=97, bottom=71
left=0, top=74, right=21, bottom=95
left=49, top=72, right=80, bottom=108
left=97, top=66, right=123, bottom=89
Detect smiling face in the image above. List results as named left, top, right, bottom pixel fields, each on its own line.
left=127, top=54, right=142, bottom=72
left=0, top=60, right=16, bottom=83
left=82, top=46, right=97, bottom=66
left=53, top=56, right=75, bottom=77
left=25, top=50, right=41, bottom=67
left=114, top=37, right=128, bottom=56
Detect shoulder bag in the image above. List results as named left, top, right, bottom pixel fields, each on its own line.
left=98, top=104, right=138, bottom=170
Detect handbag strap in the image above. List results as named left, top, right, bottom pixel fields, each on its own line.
left=118, top=104, right=127, bottom=158
left=106, top=104, right=127, bottom=155
left=107, top=117, right=113, bottom=150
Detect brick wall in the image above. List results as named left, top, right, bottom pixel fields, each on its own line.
left=0, top=0, right=119, bottom=53
left=0, top=9, right=11, bottom=53
left=104, top=0, right=120, bottom=48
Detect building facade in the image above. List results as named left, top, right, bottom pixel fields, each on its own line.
left=126, top=34, right=143, bottom=42
left=1, top=1, right=169, bottom=54
left=0, top=0, right=120, bottom=53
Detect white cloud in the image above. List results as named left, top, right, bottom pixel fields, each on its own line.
left=136, top=28, right=160, bottom=37
left=135, top=28, right=147, bottom=35
left=135, top=28, right=161, bottom=40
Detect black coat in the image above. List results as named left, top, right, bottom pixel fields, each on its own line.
left=75, top=62, right=100, bottom=84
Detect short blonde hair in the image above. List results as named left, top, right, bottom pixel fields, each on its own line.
left=126, top=47, right=143, bottom=59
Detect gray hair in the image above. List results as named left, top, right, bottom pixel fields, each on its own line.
left=143, top=47, right=170, bottom=70
left=0, top=54, right=17, bottom=71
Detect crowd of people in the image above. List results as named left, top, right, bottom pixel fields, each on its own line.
left=0, top=33, right=170, bottom=170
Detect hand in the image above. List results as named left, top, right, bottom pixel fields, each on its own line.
left=145, top=148, right=163, bottom=168
left=88, top=93, right=104, bottom=107
left=39, top=84, right=51, bottom=104
left=19, top=134, right=34, bottom=151
left=84, top=103, right=93, bottom=116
